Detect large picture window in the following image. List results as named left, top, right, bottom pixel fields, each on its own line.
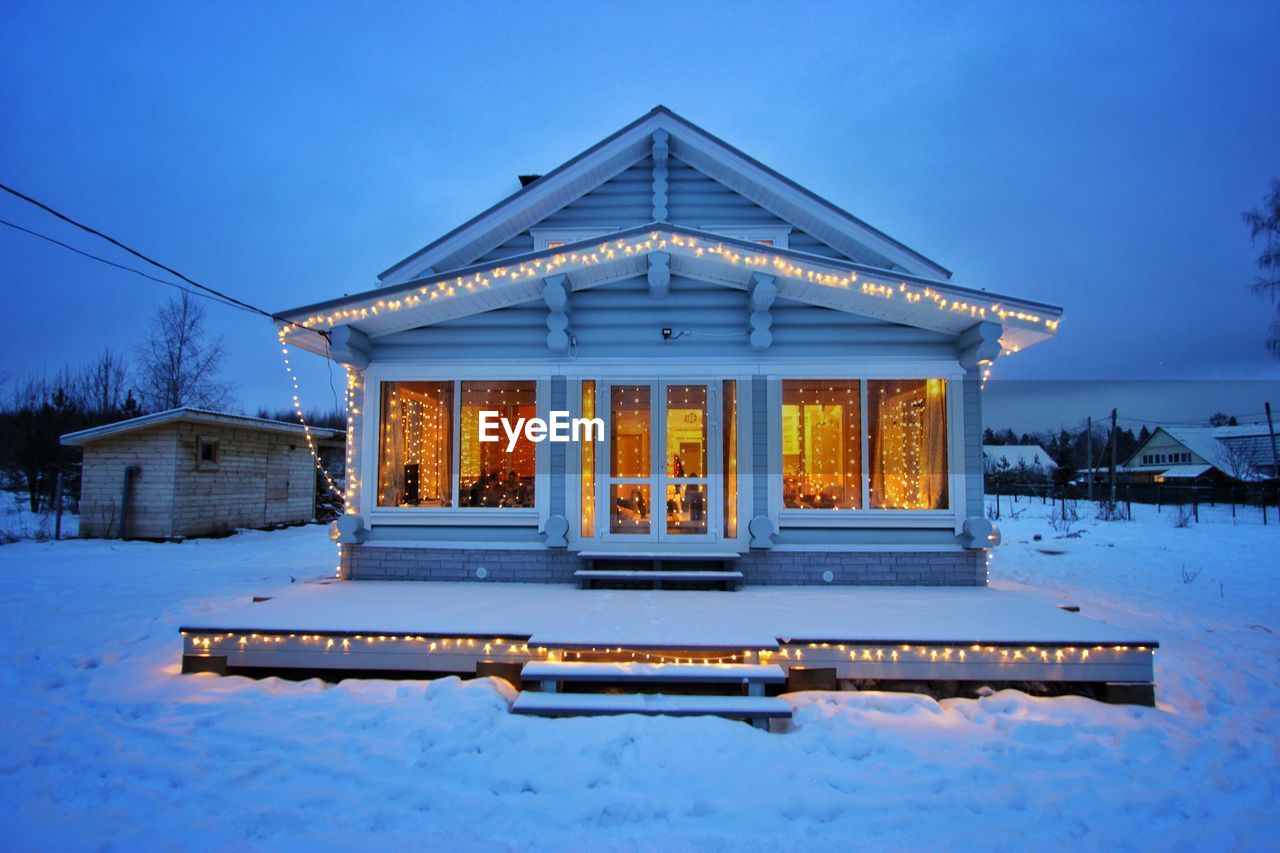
left=460, top=381, right=536, bottom=508
left=782, top=380, right=862, bottom=510
left=869, top=379, right=948, bottom=510
left=376, top=379, right=537, bottom=509
left=378, top=381, right=453, bottom=507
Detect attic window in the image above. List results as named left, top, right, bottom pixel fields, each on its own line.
left=531, top=227, right=618, bottom=252
left=701, top=225, right=790, bottom=249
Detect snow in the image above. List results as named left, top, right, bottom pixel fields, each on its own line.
left=511, top=691, right=792, bottom=718
left=0, top=492, right=77, bottom=541
left=187, top=573, right=1154, bottom=649
left=0, top=503, right=1276, bottom=848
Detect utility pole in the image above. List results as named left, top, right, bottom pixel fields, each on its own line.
left=1086, top=416, right=1094, bottom=503
left=1266, top=402, right=1279, bottom=481
left=1109, top=408, right=1118, bottom=506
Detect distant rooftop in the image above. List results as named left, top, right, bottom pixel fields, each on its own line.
left=60, top=407, right=344, bottom=446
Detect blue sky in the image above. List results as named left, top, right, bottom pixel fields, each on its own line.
left=1, top=0, right=1277, bottom=428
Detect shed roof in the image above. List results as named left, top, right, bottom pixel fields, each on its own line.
left=1154, top=465, right=1214, bottom=479
left=60, top=407, right=344, bottom=447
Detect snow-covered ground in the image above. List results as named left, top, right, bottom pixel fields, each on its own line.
left=0, top=492, right=77, bottom=541
left=0, top=502, right=1276, bottom=849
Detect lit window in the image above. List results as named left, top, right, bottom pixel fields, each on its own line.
left=869, top=379, right=948, bottom=510
left=782, top=380, right=862, bottom=509
left=722, top=380, right=738, bottom=537
left=546, top=241, right=566, bottom=249
left=580, top=380, right=596, bottom=537
left=459, top=381, right=536, bottom=508
left=378, top=382, right=453, bottom=507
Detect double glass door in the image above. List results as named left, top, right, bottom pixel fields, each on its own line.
left=601, top=380, right=718, bottom=541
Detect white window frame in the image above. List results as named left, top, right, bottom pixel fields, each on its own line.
left=766, top=368, right=965, bottom=531
left=700, top=224, right=791, bottom=249
left=362, top=366, right=549, bottom=528
left=531, top=227, right=619, bottom=251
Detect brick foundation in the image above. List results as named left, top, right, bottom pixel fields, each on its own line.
left=341, top=546, right=986, bottom=586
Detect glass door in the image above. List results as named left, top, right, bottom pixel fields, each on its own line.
left=598, top=380, right=718, bottom=542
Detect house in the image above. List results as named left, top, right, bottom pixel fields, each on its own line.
left=1123, top=424, right=1274, bottom=484
left=982, top=444, right=1057, bottom=481
left=275, top=107, right=1063, bottom=587
left=181, top=109, right=1162, bottom=710
left=61, top=407, right=343, bottom=539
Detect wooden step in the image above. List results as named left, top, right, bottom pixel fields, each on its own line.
left=511, top=691, right=793, bottom=720
left=574, top=569, right=744, bottom=580
left=522, top=660, right=785, bottom=685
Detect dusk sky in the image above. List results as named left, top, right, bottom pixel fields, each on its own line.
left=2, top=1, right=1277, bottom=432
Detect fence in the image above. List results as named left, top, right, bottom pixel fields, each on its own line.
left=987, top=480, right=1280, bottom=524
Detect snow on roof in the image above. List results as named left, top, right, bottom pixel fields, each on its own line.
left=1154, top=465, right=1214, bottom=479
left=982, top=445, right=1057, bottom=470
left=60, top=407, right=344, bottom=446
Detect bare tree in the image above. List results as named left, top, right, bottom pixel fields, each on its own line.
left=1218, top=440, right=1259, bottom=483
left=76, top=348, right=130, bottom=418
left=136, top=292, right=232, bottom=411
left=1243, top=178, right=1280, bottom=356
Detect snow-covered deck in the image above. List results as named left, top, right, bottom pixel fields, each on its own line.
left=182, top=581, right=1157, bottom=686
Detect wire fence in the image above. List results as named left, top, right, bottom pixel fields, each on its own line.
left=986, top=480, right=1280, bottom=525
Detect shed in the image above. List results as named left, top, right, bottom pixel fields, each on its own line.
left=61, top=408, right=343, bottom=539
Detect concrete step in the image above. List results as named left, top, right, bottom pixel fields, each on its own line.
left=511, top=691, right=793, bottom=720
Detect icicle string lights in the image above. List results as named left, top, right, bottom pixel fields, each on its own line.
left=280, top=230, right=1060, bottom=341
left=276, top=328, right=343, bottom=499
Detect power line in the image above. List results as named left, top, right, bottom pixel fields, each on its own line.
left=0, top=181, right=324, bottom=338
left=0, top=217, right=248, bottom=313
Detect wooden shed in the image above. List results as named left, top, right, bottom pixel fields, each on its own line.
left=61, top=408, right=343, bottom=539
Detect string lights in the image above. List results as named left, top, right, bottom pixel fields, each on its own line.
left=181, top=632, right=1153, bottom=671
left=276, top=328, right=343, bottom=500
left=279, top=230, right=1060, bottom=346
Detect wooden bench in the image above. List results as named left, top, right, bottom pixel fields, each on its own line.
left=522, top=660, right=785, bottom=695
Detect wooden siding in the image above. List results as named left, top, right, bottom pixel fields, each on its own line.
left=78, top=421, right=318, bottom=539
left=466, top=156, right=890, bottom=269
left=79, top=426, right=179, bottom=539
left=549, top=376, right=567, bottom=518
left=171, top=422, right=316, bottom=537
left=370, top=275, right=952, bottom=363
left=963, top=375, right=984, bottom=516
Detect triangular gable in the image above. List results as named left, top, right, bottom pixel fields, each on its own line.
left=280, top=225, right=1060, bottom=358
left=378, top=106, right=951, bottom=285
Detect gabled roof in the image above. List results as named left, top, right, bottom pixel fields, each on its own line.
left=982, top=445, right=1058, bottom=469
left=60, top=407, right=344, bottom=446
left=377, top=106, right=953, bottom=285
left=277, top=224, right=1062, bottom=357
left=1123, top=426, right=1263, bottom=480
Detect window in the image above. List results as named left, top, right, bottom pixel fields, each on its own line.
left=580, top=380, right=596, bottom=537
left=782, top=380, right=862, bottom=509
left=378, top=382, right=453, bottom=507
left=531, top=227, right=618, bottom=251
left=377, top=380, right=537, bottom=509
left=196, top=438, right=219, bottom=471
left=869, top=380, right=948, bottom=510
left=701, top=225, right=791, bottom=249
left=460, top=381, right=536, bottom=508
left=722, top=379, right=738, bottom=537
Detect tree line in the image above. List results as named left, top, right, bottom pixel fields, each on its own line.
left=0, top=292, right=342, bottom=512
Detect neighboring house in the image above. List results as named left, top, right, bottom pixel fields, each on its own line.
left=1123, top=424, right=1274, bottom=484
left=61, top=408, right=343, bottom=539
left=275, top=106, right=1064, bottom=586
left=982, top=444, right=1057, bottom=481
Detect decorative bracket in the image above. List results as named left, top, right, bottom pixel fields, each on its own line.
left=328, top=325, right=371, bottom=369
left=544, top=515, right=569, bottom=548
left=748, top=272, right=776, bottom=350
left=651, top=130, right=669, bottom=220
left=334, top=513, right=367, bottom=544
left=543, top=274, right=571, bottom=352
left=647, top=252, right=670, bottom=298
left=748, top=515, right=775, bottom=549
left=957, top=321, right=1002, bottom=372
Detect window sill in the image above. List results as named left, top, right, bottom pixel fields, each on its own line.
left=370, top=508, right=539, bottom=527
left=778, top=510, right=956, bottom=529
